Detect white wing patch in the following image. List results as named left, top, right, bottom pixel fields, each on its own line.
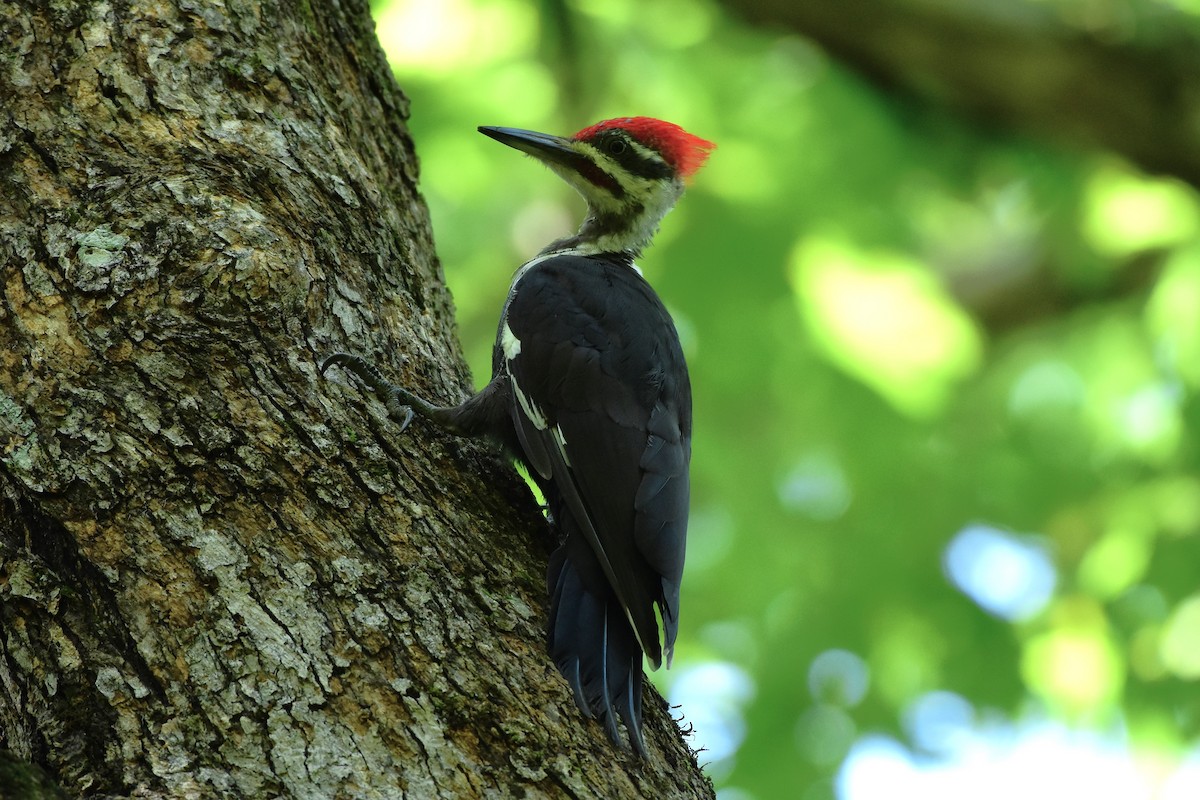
left=503, top=320, right=547, bottom=430
left=552, top=424, right=570, bottom=466
left=511, top=378, right=548, bottom=430
left=501, top=321, right=522, bottom=360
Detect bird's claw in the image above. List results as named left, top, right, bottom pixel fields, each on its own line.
left=386, top=397, right=416, bottom=432
left=319, top=352, right=350, bottom=376
left=321, top=351, right=416, bottom=432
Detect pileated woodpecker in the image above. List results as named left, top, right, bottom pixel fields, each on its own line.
left=322, top=118, right=714, bottom=755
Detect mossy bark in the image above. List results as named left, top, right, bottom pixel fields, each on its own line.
left=0, top=2, right=713, bottom=797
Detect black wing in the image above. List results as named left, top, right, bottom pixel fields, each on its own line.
left=499, top=253, right=690, bottom=751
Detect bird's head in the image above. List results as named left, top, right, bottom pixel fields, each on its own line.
left=480, top=117, right=715, bottom=256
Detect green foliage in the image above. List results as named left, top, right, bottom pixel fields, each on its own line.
left=374, top=0, right=1200, bottom=795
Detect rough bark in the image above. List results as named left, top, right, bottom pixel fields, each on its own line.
left=0, top=1, right=713, bottom=798
left=721, top=0, right=1200, bottom=189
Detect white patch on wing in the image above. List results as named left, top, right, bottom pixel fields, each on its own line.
left=500, top=321, right=522, bottom=360
left=497, top=251, right=561, bottom=364
left=512, top=379, right=547, bottom=430
left=552, top=424, right=570, bottom=465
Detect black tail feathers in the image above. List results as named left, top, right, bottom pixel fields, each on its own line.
left=547, top=548, right=647, bottom=756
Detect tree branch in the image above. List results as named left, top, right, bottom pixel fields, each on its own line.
left=722, top=0, right=1200, bottom=188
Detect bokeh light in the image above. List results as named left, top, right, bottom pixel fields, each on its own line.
left=370, top=0, right=1200, bottom=796
left=944, top=525, right=1056, bottom=621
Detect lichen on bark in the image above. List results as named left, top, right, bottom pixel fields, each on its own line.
left=0, top=1, right=713, bottom=798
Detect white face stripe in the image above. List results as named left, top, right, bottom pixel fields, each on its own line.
left=627, top=139, right=660, bottom=161
left=539, top=136, right=685, bottom=255
left=585, top=138, right=663, bottom=196
left=575, top=145, right=657, bottom=213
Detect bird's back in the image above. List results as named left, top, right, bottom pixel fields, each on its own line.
left=495, top=252, right=691, bottom=752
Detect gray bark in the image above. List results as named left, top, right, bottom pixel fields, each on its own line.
left=0, top=1, right=714, bottom=797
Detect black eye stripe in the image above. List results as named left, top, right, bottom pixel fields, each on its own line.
left=581, top=161, right=625, bottom=196
left=598, top=132, right=673, bottom=181
left=564, top=150, right=625, bottom=197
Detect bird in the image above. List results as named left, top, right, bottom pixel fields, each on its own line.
left=322, top=117, right=715, bottom=755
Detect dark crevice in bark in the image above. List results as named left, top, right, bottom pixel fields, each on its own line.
left=0, top=481, right=132, bottom=794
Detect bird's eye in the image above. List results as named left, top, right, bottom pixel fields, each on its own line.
left=605, top=137, right=627, bottom=156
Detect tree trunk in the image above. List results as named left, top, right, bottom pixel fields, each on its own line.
left=0, top=2, right=713, bottom=797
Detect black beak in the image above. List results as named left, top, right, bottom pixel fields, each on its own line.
left=478, top=126, right=579, bottom=170
left=480, top=125, right=624, bottom=197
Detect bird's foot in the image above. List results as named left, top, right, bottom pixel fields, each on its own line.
left=321, top=352, right=417, bottom=429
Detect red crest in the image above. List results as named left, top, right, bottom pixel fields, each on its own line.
left=574, top=117, right=715, bottom=178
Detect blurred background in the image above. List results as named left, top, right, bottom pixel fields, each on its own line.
left=369, top=0, right=1200, bottom=796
